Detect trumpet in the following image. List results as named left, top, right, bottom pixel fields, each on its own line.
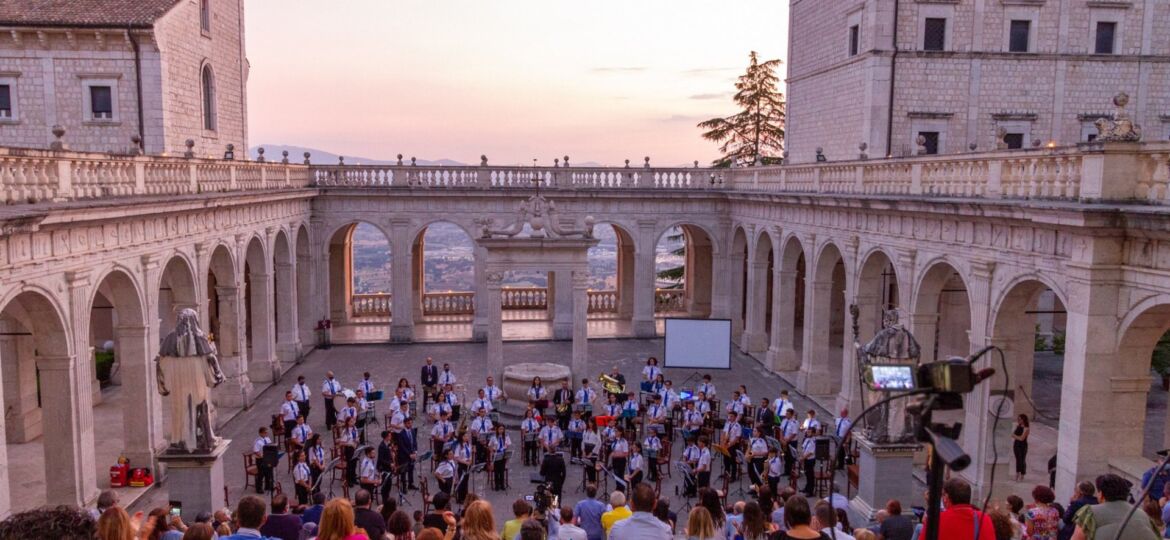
left=598, top=374, right=624, bottom=394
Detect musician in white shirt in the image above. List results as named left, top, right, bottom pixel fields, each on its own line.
left=539, top=416, right=563, bottom=453
left=779, top=408, right=801, bottom=476
left=659, top=380, right=680, bottom=410
left=642, top=433, right=662, bottom=482
left=610, top=428, right=630, bottom=478
left=434, top=449, right=456, bottom=495
left=453, top=431, right=474, bottom=500
left=469, top=408, right=494, bottom=436
left=442, top=384, right=461, bottom=422
left=736, top=385, right=752, bottom=406
left=772, top=389, right=795, bottom=419
left=625, top=441, right=645, bottom=489
left=698, top=375, right=717, bottom=401
left=642, top=357, right=662, bottom=382
left=695, top=436, right=713, bottom=489
left=695, top=392, right=712, bottom=417
left=338, top=397, right=359, bottom=427
left=358, top=372, right=376, bottom=397
left=747, top=426, right=769, bottom=487
left=280, top=391, right=300, bottom=436
left=801, top=409, right=822, bottom=433
left=575, top=379, right=597, bottom=420
left=800, top=427, right=819, bottom=496
left=482, top=376, right=504, bottom=405
left=683, top=401, right=704, bottom=434
left=527, top=377, right=549, bottom=417
left=358, top=446, right=380, bottom=492
left=429, top=400, right=452, bottom=423
left=430, top=412, right=455, bottom=447
left=721, top=412, right=744, bottom=481
left=354, top=389, right=369, bottom=413
left=682, top=439, right=701, bottom=496
left=321, top=371, right=342, bottom=429
left=644, top=395, right=667, bottom=435
left=603, top=393, right=621, bottom=418
left=725, top=392, right=745, bottom=417
left=832, top=408, right=852, bottom=470
left=306, top=435, right=326, bottom=490
left=520, top=409, right=541, bottom=466
left=292, top=451, right=312, bottom=505
left=470, top=388, right=493, bottom=414
left=766, top=447, right=784, bottom=494
left=438, top=363, right=457, bottom=386
left=620, top=393, right=639, bottom=430
left=389, top=402, right=408, bottom=434
left=567, top=411, right=586, bottom=458
left=290, top=416, right=313, bottom=447
left=395, top=377, right=415, bottom=402
left=292, top=375, right=312, bottom=421
left=252, top=427, right=275, bottom=494
left=488, top=424, right=511, bottom=490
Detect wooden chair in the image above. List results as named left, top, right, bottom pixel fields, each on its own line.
left=285, top=438, right=301, bottom=474
left=420, top=477, right=432, bottom=513
left=242, top=452, right=259, bottom=490
left=270, top=415, right=286, bottom=447
left=656, top=438, right=672, bottom=479
left=330, top=446, right=350, bottom=499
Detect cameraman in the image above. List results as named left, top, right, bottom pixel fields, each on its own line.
left=540, top=449, right=567, bottom=502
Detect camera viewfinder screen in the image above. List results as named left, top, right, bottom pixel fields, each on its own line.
left=870, top=365, right=915, bottom=390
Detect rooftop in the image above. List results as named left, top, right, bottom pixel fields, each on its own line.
left=0, top=0, right=180, bottom=28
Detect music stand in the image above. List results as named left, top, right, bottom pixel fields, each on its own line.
left=468, top=462, right=486, bottom=495
left=322, top=457, right=342, bottom=498
left=728, top=449, right=749, bottom=499
left=675, top=462, right=696, bottom=513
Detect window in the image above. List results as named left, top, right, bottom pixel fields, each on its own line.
left=0, top=85, right=10, bottom=118
left=919, top=132, right=940, bottom=155
left=90, top=85, right=113, bottom=119
left=200, top=0, right=211, bottom=33
left=1003, top=133, right=1025, bottom=149
left=202, top=65, right=216, bottom=131
left=924, top=18, right=947, bottom=51
left=1009, top=20, right=1031, bottom=52
left=849, top=25, right=860, bottom=56
left=1095, top=21, right=1116, bottom=54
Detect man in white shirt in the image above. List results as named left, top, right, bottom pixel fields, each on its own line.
left=429, top=395, right=452, bottom=422
left=389, top=401, right=409, bottom=434
left=482, top=376, right=504, bottom=405
left=290, top=415, right=313, bottom=446
left=721, top=412, right=743, bottom=480
left=469, top=408, right=493, bottom=436
left=575, top=379, right=597, bottom=420
left=802, top=409, right=822, bottom=433
left=698, top=375, right=716, bottom=401
left=812, top=499, right=856, bottom=540
left=779, top=408, right=801, bottom=476
left=292, top=375, right=312, bottom=421
left=321, top=371, right=342, bottom=429
left=279, top=391, right=299, bottom=436
left=833, top=407, right=852, bottom=470
left=438, top=363, right=456, bottom=386
left=658, top=380, right=680, bottom=411
left=358, top=371, right=376, bottom=397
left=253, top=427, right=275, bottom=494
left=557, top=506, right=588, bottom=540
left=695, top=436, right=712, bottom=489
left=773, top=389, right=795, bottom=420
left=539, top=416, right=564, bottom=453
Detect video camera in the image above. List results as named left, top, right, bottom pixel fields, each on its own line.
left=862, top=357, right=991, bottom=394
left=527, top=476, right=558, bottom=514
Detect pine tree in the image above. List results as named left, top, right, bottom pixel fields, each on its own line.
left=697, top=51, right=786, bottom=168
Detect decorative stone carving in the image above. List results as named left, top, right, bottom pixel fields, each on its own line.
left=49, top=125, right=66, bottom=151
left=1094, top=92, right=1143, bottom=142
left=156, top=309, right=226, bottom=454
left=477, top=192, right=595, bottom=240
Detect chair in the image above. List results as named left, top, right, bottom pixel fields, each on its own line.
left=270, top=415, right=286, bottom=447
left=330, top=446, right=350, bottom=499
left=285, top=438, right=302, bottom=474
left=242, top=452, right=259, bottom=490
left=420, top=477, right=432, bottom=514
left=656, top=438, right=672, bottom=479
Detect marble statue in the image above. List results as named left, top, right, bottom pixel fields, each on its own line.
left=155, top=308, right=227, bottom=453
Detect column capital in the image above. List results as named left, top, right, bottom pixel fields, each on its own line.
left=65, top=270, right=91, bottom=288
left=571, top=270, right=591, bottom=289
left=485, top=271, right=504, bottom=286
left=140, top=253, right=161, bottom=271
left=969, top=260, right=996, bottom=280
left=35, top=354, right=76, bottom=372
left=114, top=325, right=149, bottom=337
left=215, top=285, right=239, bottom=297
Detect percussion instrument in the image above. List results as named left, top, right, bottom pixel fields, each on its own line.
left=367, top=390, right=384, bottom=401
left=342, top=389, right=357, bottom=400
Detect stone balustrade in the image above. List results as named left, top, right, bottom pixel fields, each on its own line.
left=352, top=293, right=392, bottom=317
left=586, top=290, right=619, bottom=313
left=350, top=289, right=672, bottom=318
left=421, top=292, right=476, bottom=315
left=0, top=147, right=312, bottom=204
left=2, top=142, right=1168, bottom=205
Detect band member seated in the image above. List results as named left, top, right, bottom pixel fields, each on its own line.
left=610, top=426, right=630, bottom=479
left=682, top=437, right=701, bottom=496
left=442, top=384, right=461, bottom=423
left=469, top=408, right=494, bottom=462
left=290, top=415, right=312, bottom=450
left=642, top=432, right=662, bottom=482
left=394, top=418, right=418, bottom=490
left=582, top=418, right=602, bottom=485
left=725, top=391, right=745, bottom=417
left=695, top=391, right=712, bottom=418
left=520, top=409, right=541, bottom=466
left=453, top=431, right=474, bottom=501
left=800, top=426, right=818, bottom=496
left=620, top=391, right=639, bottom=430
left=358, top=372, right=376, bottom=397
left=645, top=395, right=667, bottom=436
left=488, top=424, right=511, bottom=491
left=567, top=410, right=586, bottom=458
left=339, top=417, right=360, bottom=485
left=747, top=426, right=769, bottom=487
left=698, top=374, right=716, bottom=401
left=736, top=385, right=752, bottom=408
left=280, top=391, right=300, bottom=436
left=253, top=427, right=275, bottom=494
left=359, top=446, right=380, bottom=495
left=553, top=380, right=574, bottom=430
left=625, top=441, right=646, bottom=491
left=470, top=389, right=493, bottom=415
left=695, top=436, right=713, bottom=490
left=389, top=401, right=409, bottom=434
left=576, top=378, right=597, bottom=421
left=683, top=401, right=703, bottom=438
left=395, top=377, right=415, bottom=402
left=539, top=415, right=564, bottom=455
left=429, top=395, right=452, bottom=423
left=527, top=376, right=549, bottom=418
left=482, top=376, right=505, bottom=406
left=659, top=380, right=680, bottom=412
left=292, top=450, right=312, bottom=505
left=292, top=375, right=312, bottom=421
left=430, top=411, right=455, bottom=461
left=603, top=393, right=622, bottom=418
left=648, top=373, right=666, bottom=395
left=338, top=397, right=359, bottom=428
left=434, top=448, right=456, bottom=495
left=766, top=446, right=783, bottom=495
left=420, top=357, right=439, bottom=409
left=720, top=411, right=744, bottom=481
left=306, top=434, right=326, bottom=493
left=778, top=408, right=801, bottom=476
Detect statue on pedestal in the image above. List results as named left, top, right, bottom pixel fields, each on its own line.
left=155, top=308, right=226, bottom=453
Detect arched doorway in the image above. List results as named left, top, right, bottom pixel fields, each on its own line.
left=743, top=230, right=775, bottom=354
left=89, top=269, right=156, bottom=483
left=413, top=221, right=476, bottom=322
left=585, top=223, right=636, bottom=337
left=159, top=255, right=198, bottom=339
left=0, top=289, right=93, bottom=509
left=914, top=261, right=972, bottom=364
left=798, top=242, right=846, bottom=396
left=1114, top=302, right=1170, bottom=461
left=244, top=236, right=276, bottom=383
left=207, top=244, right=247, bottom=409
left=272, top=230, right=299, bottom=369
left=848, top=249, right=902, bottom=413
left=770, top=235, right=806, bottom=372
left=328, top=222, right=393, bottom=324
left=728, top=227, right=750, bottom=340
left=655, top=224, right=714, bottom=322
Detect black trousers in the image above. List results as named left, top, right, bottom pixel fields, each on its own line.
left=697, top=470, right=711, bottom=490
left=456, top=464, right=469, bottom=501
left=493, top=458, right=507, bottom=490
left=283, top=419, right=296, bottom=438
left=524, top=441, right=538, bottom=466
left=295, top=484, right=309, bottom=506
left=1013, top=441, right=1028, bottom=475
left=570, top=437, right=582, bottom=458
left=256, top=464, right=274, bottom=493
left=380, top=471, right=395, bottom=502
left=397, top=459, right=414, bottom=489
left=767, top=475, right=780, bottom=495
left=749, top=457, right=765, bottom=486
left=611, top=457, right=627, bottom=481
left=782, top=442, right=796, bottom=476
left=296, top=401, right=311, bottom=421
left=438, top=477, right=453, bottom=496
left=585, top=459, right=598, bottom=485
left=310, top=466, right=323, bottom=494
left=802, top=458, right=816, bottom=495
left=324, top=398, right=338, bottom=429
left=724, top=453, right=738, bottom=480
left=626, top=471, right=642, bottom=492
left=343, top=447, right=357, bottom=485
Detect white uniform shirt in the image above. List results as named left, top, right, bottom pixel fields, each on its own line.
left=539, top=425, right=563, bottom=447
left=601, top=426, right=617, bottom=441
left=435, top=460, right=456, bottom=479
left=621, top=400, right=639, bottom=416
left=293, top=383, right=312, bottom=402
left=611, top=438, right=629, bottom=456
left=643, top=436, right=661, bottom=453
left=482, top=385, right=502, bottom=403
left=281, top=400, right=299, bottom=422
left=338, top=406, right=357, bottom=423
left=698, top=382, right=717, bottom=399
left=360, top=456, right=377, bottom=482
left=647, top=404, right=666, bottom=422
left=294, top=462, right=312, bottom=484
left=431, top=421, right=454, bottom=440
left=455, top=443, right=473, bottom=465
left=780, top=418, right=800, bottom=440
left=696, top=448, right=712, bottom=472
left=340, top=426, right=359, bottom=445
left=471, top=398, right=493, bottom=413
left=684, top=410, right=704, bottom=429
left=773, top=398, right=794, bottom=418
left=802, top=417, right=822, bottom=432
left=430, top=402, right=452, bottom=419
left=726, top=400, right=745, bottom=416
left=738, top=393, right=752, bottom=406
left=253, top=436, right=272, bottom=455
left=750, top=437, right=768, bottom=456
left=642, top=365, right=661, bottom=381
left=527, top=386, right=547, bottom=401
left=309, top=446, right=326, bottom=468
left=443, top=392, right=459, bottom=407
left=722, top=422, right=742, bottom=444
left=583, top=431, right=601, bottom=454
left=521, top=418, right=540, bottom=433
left=568, top=418, right=586, bottom=433
left=358, top=379, right=376, bottom=396
left=768, top=456, right=784, bottom=477
left=628, top=453, right=644, bottom=475
left=438, top=370, right=456, bottom=386
left=834, top=417, right=852, bottom=439
left=321, top=378, right=341, bottom=397
left=576, top=387, right=597, bottom=405
left=291, top=424, right=313, bottom=444
left=801, top=437, right=817, bottom=459
left=390, top=410, right=407, bottom=432
left=470, top=416, right=493, bottom=434
left=659, top=388, right=680, bottom=409
left=605, top=403, right=621, bottom=417
left=490, top=433, right=512, bottom=454
left=683, top=444, right=700, bottom=464
left=696, top=400, right=712, bottom=416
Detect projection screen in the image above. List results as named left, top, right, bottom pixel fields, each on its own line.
left=663, top=318, right=732, bottom=369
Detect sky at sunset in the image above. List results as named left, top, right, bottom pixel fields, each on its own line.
left=245, top=1, right=788, bottom=166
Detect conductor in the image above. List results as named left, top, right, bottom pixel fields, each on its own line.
left=539, top=450, right=567, bottom=502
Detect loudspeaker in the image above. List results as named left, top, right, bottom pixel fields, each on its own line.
left=814, top=437, right=831, bottom=461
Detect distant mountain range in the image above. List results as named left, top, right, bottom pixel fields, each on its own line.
left=251, top=144, right=611, bottom=167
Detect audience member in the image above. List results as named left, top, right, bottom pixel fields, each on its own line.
left=97, top=506, right=136, bottom=540
left=462, top=500, right=501, bottom=540
left=352, top=489, right=386, bottom=540
left=1072, top=473, right=1159, bottom=540
left=601, top=491, right=632, bottom=537
left=260, top=493, right=303, bottom=540
left=387, top=510, right=414, bottom=540
left=557, top=505, right=587, bottom=540
left=503, top=500, right=534, bottom=540
left=221, top=496, right=269, bottom=540
left=937, top=478, right=995, bottom=540
left=686, top=506, right=718, bottom=540
left=608, top=482, right=671, bottom=539
left=878, top=500, right=913, bottom=540
left=181, top=523, right=215, bottom=540
left=573, top=484, right=606, bottom=540
left=813, top=500, right=854, bottom=540
left=316, top=498, right=364, bottom=540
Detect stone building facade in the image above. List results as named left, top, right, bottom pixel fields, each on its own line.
left=0, top=0, right=248, bottom=156
left=785, top=0, right=1170, bottom=163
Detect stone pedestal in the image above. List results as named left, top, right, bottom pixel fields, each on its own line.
left=850, top=434, right=920, bottom=520
left=156, top=440, right=230, bottom=521
left=496, top=363, right=572, bottom=426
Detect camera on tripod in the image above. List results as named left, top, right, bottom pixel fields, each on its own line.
left=527, top=477, right=557, bottom=514
left=862, top=359, right=985, bottom=394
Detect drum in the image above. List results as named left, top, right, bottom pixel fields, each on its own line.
left=342, top=389, right=357, bottom=400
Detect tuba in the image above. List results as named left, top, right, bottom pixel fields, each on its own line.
left=598, top=374, right=624, bottom=394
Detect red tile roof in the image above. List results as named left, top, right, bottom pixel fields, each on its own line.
left=0, top=0, right=182, bottom=28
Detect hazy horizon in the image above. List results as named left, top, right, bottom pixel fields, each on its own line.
left=245, top=1, right=788, bottom=166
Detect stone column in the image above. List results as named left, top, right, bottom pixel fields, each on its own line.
left=0, top=327, right=41, bottom=442
left=472, top=245, right=488, bottom=341
left=708, top=226, right=734, bottom=320
left=837, top=279, right=863, bottom=415
left=115, top=324, right=157, bottom=468
left=956, top=262, right=994, bottom=500
left=908, top=312, right=939, bottom=364
left=617, top=236, right=635, bottom=318
left=274, top=260, right=300, bottom=369
left=631, top=220, right=658, bottom=337
left=571, top=270, right=590, bottom=382
left=212, top=285, right=252, bottom=409
left=328, top=236, right=351, bottom=324
left=296, top=247, right=316, bottom=354
left=247, top=270, right=277, bottom=384
left=412, top=235, right=425, bottom=324
left=308, top=219, right=328, bottom=344
left=390, top=222, right=415, bottom=343
left=0, top=349, right=12, bottom=518
left=742, top=259, right=770, bottom=353
left=767, top=268, right=801, bottom=372
left=728, top=251, right=746, bottom=339
left=37, top=354, right=97, bottom=507
left=797, top=279, right=834, bottom=396
left=485, top=272, right=504, bottom=380
left=552, top=270, right=573, bottom=340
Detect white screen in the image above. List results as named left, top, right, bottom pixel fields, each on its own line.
left=664, top=318, right=731, bottom=369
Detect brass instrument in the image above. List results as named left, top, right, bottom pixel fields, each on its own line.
left=599, top=373, right=625, bottom=394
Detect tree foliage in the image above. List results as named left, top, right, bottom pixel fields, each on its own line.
left=697, top=51, right=786, bottom=168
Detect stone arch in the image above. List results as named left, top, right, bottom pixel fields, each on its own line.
left=798, top=241, right=846, bottom=396
left=1100, top=296, right=1170, bottom=465
left=855, top=247, right=904, bottom=337
left=588, top=221, right=638, bottom=318
left=200, top=61, right=216, bottom=131
left=655, top=220, right=722, bottom=256
left=206, top=243, right=239, bottom=357
left=243, top=235, right=276, bottom=383
left=742, top=228, right=776, bottom=353
left=769, top=234, right=807, bottom=372
left=295, top=224, right=315, bottom=350
left=272, top=229, right=298, bottom=367
left=729, top=226, right=751, bottom=339
left=328, top=220, right=393, bottom=324
left=411, top=220, right=476, bottom=322
left=653, top=221, right=715, bottom=319
left=913, top=258, right=973, bottom=364
left=158, top=253, right=199, bottom=338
